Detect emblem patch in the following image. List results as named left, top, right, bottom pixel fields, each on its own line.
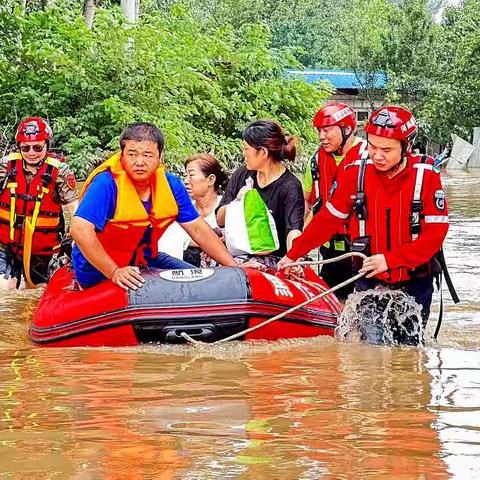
left=66, top=172, right=77, bottom=190
left=434, top=189, right=445, bottom=210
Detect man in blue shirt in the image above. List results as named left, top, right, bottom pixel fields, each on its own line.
left=71, top=123, right=237, bottom=290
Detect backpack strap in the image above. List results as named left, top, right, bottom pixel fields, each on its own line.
left=353, top=153, right=370, bottom=237
left=309, top=147, right=321, bottom=202
left=410, top=155, right=433, bottom=240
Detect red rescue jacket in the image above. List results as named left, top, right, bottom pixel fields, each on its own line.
left=308, top=139, right=368, bottom=208
left=81, top=153, right=179, bottom=267
left=0, top=152, right=63, bottom=256
left=290, top=153, right=449, bottom=284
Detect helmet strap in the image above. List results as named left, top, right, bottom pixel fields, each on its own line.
left=333, top=127, right=352, bottom=156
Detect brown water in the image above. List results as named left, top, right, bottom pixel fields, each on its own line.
left=1, top=170, right=479, bottom=479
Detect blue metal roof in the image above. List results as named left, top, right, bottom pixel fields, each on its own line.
left=287, top=69, right=387, bottom=90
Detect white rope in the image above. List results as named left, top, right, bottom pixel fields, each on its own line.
left=180, top=252, right=368, bottom=345
left=282, top=251, right=368, bottom=269
left=180, top=332, right=201, bottom=344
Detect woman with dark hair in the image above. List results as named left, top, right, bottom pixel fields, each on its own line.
left=158, top=153, right=229, bottom=267
left=216, top=119, right=305, bottom=268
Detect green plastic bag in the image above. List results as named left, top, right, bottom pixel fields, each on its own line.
left=225, top=179, right=279, bottom=256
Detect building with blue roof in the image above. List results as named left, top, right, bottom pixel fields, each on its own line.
left=287, top=68, right=387, bottom=122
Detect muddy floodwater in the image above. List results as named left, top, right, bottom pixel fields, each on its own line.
left=0, top=170, right=479, bottom=479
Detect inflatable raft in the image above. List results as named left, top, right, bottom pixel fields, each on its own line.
left=30, top=265, right=341, bottom=347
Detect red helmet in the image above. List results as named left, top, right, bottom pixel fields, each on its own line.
left=364, top=106, right=417, bottom=147
left=15, top=117, right=53, bottom=143
left=313, top=102, right=357, bottom=130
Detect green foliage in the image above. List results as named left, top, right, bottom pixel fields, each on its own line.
left=2, top=0, right=480, bottom=155
left=146, top=0, right=349, bottom=68
left=0, top=2, right=331, bottom=177
left=418, top=0, right=480, bottom=142
left=194, top=0, right=480, bottom=146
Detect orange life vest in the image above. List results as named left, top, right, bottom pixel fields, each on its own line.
left=81, top=153, right=179, bottom=267
left=0, top=152, right=63, bottom=256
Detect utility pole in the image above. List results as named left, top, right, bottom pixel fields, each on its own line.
left=121, top=0, right=138, bottom=22
left=83, top=0, right=98, bottom=29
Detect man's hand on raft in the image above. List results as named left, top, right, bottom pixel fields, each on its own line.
left=110, top=266, right=145, bottom=291
left=359, top=254, right=388, bottom=278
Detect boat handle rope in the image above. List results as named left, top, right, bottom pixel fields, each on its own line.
left=180, top=252, right=368, bottom=345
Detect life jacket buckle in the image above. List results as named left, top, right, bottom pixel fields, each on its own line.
left=410, top=213, right=421, bottom=235
left=311, top=197, right=322, bottom=215
left=13, top=214, right=26, bottom=228
left=410, top=199, right=422, bottom=236
left=411, top=199, right=422, bottom=213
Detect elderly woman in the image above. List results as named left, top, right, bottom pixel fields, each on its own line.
left=216, top=119, right=305, bottom=269
left=158, top=153, right=228, bottom=266
left=183, top=154, right=228, bottom=266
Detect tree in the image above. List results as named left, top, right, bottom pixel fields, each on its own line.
left=325, top=0, right=393, bottom=109
left=0, top=4, right=331, bottom=176
left=420, top=0, right=480, bottom=142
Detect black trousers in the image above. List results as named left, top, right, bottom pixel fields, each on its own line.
left=319, top=238, right=354, bottom=299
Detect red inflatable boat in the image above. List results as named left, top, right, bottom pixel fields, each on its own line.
left=30, top=265, right=341, bottom=347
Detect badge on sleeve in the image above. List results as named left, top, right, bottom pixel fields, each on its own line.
left=67, top=173, right=77, bottom=190
left=434, top=189, right=445, bottom=210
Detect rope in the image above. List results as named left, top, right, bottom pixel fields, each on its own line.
left=281, top=251, right=367, bottom=269
left=180, top=252, right=368, bottom=345
left=180, top=332, right=202, bottom=344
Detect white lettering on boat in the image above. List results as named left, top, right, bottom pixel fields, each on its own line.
left=261, top=272, right=293, bottom=298
left=159, top=268, right=215, bottom=282
left=291, top=281, right=316, bottom=300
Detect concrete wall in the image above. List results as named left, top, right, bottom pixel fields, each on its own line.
left=470, top=128, right=480, bottom=168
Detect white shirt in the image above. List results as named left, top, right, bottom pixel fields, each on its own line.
left=158, top=195, right=222, bottom=259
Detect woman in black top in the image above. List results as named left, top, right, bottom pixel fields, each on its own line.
left=216, top=119, right=304, bottom=267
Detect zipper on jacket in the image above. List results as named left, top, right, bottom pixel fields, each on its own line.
left=386, top=207, right=391, bottom=251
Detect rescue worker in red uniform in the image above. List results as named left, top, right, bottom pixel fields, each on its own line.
left=279, top=106, right=450, bottom=342
left=303, top=102, right=367, bottom=298
left=0, top=117, right=78, bottom=288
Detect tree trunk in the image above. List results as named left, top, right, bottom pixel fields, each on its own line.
left=83, top=0, right=97, bottom=29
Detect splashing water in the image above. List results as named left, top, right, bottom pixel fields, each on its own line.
left=335, top=288, right=424, bottom=346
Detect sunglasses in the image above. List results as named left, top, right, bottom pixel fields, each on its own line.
left=19, top=144, right=46, bottom=153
